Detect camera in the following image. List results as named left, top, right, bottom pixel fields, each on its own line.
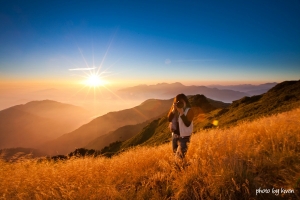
left=174, top=101, right=184, bottom=108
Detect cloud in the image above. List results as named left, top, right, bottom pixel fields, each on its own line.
left=165, top=59, right=171, bottom=64
left=68, top=68, right=96, bottom=71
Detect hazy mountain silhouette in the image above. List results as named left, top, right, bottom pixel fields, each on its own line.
left=41, top=99, right=173, bottom=155
left=0, top=88, right=71, bottom=111
left=99, top=80, right=300, bottom=157
left=206, top=82, right=277, bottom=95
left=0, top=100, right=90, bottom=149
left=118, top=82, right=250, bottom=102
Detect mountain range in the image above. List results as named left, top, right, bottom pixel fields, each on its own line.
left=0, top=100, right=90, bottom=149
left=206, top=82, right=277, bottom=95
left=200, top=80, right=300, bottom=129
left=117, top=82, right=276, bottom=102
left=99, top=80, right=300, bottom=157
left=0, top=84, right=234, bottom=156
left=1, top=80, right=299, bottom=159
left=41, top=98, right=173, bottom=155
left=85, top=96, right=230, bottom=152
left=98, top=94, right=230, bottom=156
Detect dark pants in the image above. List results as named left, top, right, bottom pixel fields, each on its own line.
left=172, top=133, right=190, bottom=158
left=172, top=133, right=179, bottom=154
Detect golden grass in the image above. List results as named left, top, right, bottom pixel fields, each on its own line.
left=1, top=108, right=300, bottom=199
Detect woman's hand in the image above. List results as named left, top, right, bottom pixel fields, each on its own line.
left=169, top=122, right=172, bottom=131
left=176, top=107, right=184, bottom=115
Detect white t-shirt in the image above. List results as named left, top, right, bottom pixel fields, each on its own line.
left=178, top=108, right=193, bottom=137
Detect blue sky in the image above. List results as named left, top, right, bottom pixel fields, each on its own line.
left=1, top=0, right=300, bottom=86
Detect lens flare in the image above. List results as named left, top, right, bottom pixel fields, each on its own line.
left=212, top=120, right=219, bottom=126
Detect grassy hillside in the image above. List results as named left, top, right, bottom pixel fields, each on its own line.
left=203, top=80, right=300, bottom=128
left=1, top=108, right=299, bottom=199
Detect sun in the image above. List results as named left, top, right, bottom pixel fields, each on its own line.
left=85, top=74, right=106, bottom=87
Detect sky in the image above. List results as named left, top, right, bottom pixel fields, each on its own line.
left=0, top=0, right=300, bottom=89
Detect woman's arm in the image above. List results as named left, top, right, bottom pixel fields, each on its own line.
left=168, top=111, right=175, bottom=122
left=180, top=108, right=194, bottom=127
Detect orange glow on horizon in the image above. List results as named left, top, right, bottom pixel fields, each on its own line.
left=0, top=77, right=279, bottom=91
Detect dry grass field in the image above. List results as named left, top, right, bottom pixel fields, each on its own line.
left=1, top=108, right=300, bottom=199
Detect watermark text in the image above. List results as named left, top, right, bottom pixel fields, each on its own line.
left=256, top=187, right=294, bottom=196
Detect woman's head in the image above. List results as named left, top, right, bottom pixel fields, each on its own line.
left=168, top=93, right=191, bottom=116
left=174, top=93, right=191, bottom=108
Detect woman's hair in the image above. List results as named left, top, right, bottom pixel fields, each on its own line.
left=168, top=93, right=191, bottom=116
left=175, top=93, right=191, bottom=108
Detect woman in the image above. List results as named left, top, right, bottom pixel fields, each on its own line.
left=168, top=93, right=194, bottom=158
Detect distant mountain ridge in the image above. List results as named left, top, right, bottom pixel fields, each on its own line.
left=2, top=100, right=89, bottom=121
left=118, top=82, right=252, bottom=102
left=206, top=82, right=277, bottom=96
left=0, top=100, right=90, bottom=149
left=207, top=82, right=277, bottom=91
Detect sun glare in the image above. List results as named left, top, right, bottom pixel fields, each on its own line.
left=85, top=74, right=106, bottom=87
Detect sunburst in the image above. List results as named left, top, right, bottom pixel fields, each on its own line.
left=67, top=39, right=149, bottom=121
left=84, top=72, right=107, bottom=87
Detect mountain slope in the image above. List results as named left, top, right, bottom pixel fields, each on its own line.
left=41, top=99, right=173, bottom=155
left=87, top=95, right=231, bottom=152
left=201, top=80, right=300, bottom=128
left=0, top=100, right=89, bottom=149
left=15, top=100, right=91, bottom=133
left=85, top=120, right=151, bottom=150
left=0, top=108, right=56, bottom=148
left=100, top=94, right=223, bottom=156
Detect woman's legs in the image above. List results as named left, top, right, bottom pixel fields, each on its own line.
left=172, top=133, right=179, bottom=154
left=177, top=137, right=190, bottom=158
